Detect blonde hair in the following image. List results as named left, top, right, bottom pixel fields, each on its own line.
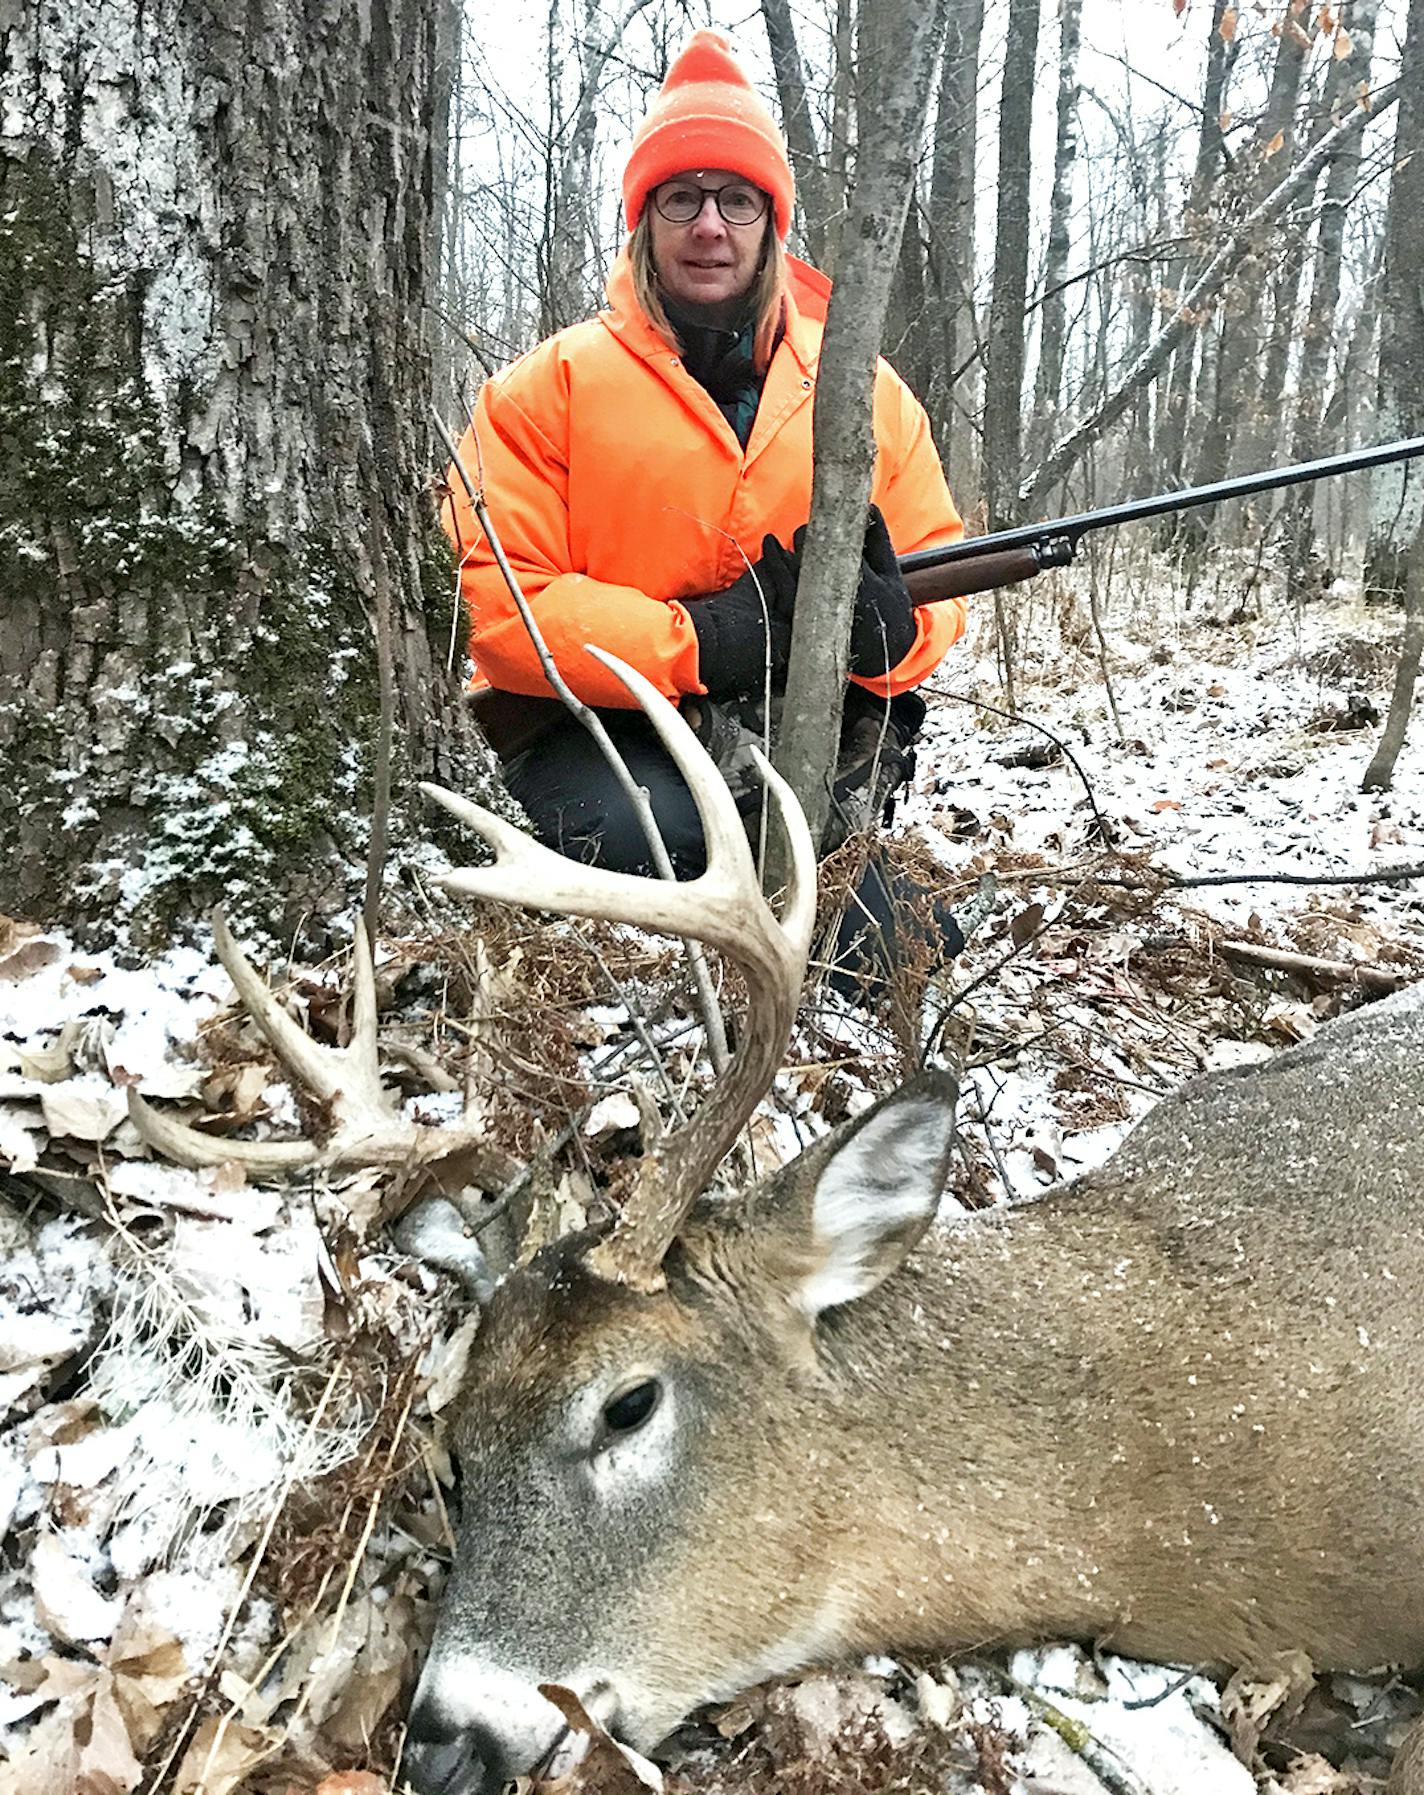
left=628, top=212, right=787, bottom=373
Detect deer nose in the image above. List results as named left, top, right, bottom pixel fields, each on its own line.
left=401, top=1705, right=508, bottom=1795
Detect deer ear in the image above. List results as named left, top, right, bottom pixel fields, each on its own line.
left=791, top=1069, right=959, bottom=1320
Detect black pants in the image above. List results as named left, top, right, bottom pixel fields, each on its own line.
left=501, top=710, right=960, bottom=996
left=503, top=712, right=723, bottom=877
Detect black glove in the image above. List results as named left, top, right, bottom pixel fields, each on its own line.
left=684, top=533, right=800, bottom=699
left=849, top=506, right=916, bottom=677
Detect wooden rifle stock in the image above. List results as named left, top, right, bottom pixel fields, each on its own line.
left=902, top=543, right=1046, bottom=605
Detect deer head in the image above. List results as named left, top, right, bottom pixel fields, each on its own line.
left=396, top=653, right=958, bottom=1792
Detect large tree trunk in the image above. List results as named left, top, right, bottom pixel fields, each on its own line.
left=1366, top=0, right=1424, bottom=597
left=982, top=0, right=1040, bottom=531
left=0, top=0, right=482, bottom=949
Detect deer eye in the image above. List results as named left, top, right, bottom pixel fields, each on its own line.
left=601, top=1379, right=660, bottom=1438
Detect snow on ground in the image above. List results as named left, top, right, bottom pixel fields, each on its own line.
left=1, top=577, right=1422, bottom=1792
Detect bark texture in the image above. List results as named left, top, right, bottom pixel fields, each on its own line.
left=0, top=0, right=483, bottom=946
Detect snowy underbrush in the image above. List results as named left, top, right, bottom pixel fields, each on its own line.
left=1, top=577, right=1423, bottom=1794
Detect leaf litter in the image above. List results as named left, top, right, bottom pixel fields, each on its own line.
left=0, top=581, right=1422, bottom=1792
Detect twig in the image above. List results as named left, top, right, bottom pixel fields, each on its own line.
left=1119, top=1664, right=1204, bottom=1711
left=1008, top=1677, right=1154, bottom=1795
left=1217, top=938, right=1411, bottom=992
left=934, top=689, right=1117, bottom=848
left=1160, top=861, right=1424, bottom=891
left=432, top=408, right=731, bottom=1074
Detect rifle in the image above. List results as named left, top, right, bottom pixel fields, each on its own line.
left=899, top=437, right=1424, bottom=604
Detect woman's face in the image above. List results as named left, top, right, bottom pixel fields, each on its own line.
left=647, top=168, right=769, bottom=323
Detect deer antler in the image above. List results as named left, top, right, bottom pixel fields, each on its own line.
left=423, top=648, right=815, bottom=1290
left=126, top=913, right=521, bottom=1191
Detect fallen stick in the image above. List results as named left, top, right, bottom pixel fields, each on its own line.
left=1218, top=939, right=1412, bottom=992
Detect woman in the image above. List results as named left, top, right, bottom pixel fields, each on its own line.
left=444, top=32, right=967, bottom=973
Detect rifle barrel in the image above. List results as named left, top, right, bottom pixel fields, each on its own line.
left=899, top=436, right=1424, bottom=577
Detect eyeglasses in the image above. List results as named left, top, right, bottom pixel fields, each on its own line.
left=651, top=180, right=768, bottom=226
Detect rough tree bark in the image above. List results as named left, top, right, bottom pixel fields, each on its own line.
left=0, top=0, right=482, bottom=948
left=1365, top=0, right=1424, bottom=597
left=773, top=0, right=944, bottom=851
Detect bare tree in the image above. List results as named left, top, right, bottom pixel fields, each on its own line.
left=1194, top=2, right=1313, bottom=490
left=982, top=0, right=1041, bottom=532
left=1366, top=0, right=1424, bottom=596
left=760, top=0, right=834, bottom=264
left=1283, top=0, right=1380, bottom=585
left=1033, top=0, right=1085, bottom=445
left=927, top=6, right=984, bottom=499
left=774, top=0, right=946, bottom=848
left=1362, top=517, right=1424, bottom=790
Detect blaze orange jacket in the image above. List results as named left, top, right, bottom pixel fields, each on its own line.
left=442, top=253, right=966, bottom=710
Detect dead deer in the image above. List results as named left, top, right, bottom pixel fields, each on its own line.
left=402, top=666, right=1424, bottom=1792
left=128, top=656, right=1424, bottom=1795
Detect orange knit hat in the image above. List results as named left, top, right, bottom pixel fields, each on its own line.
left=623, top=31, right=795, bottom=240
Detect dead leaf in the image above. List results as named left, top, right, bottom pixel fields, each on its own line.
left=16, top=1038, right=74, bottom=1083
left=1264, top=128, right=1286, bottom=157
left=1332, top=26, right=1352, bottom=56
left=1317, top=3, right=1335, bottom=28
left=315, top=1775, right=390, bottom=1795
left=39, top=1082, right=128, bottom=1143
left=1220, top=5, right=1238, bottom=37
left=32, top=1532, right=123, bottom=1646
left=539, top=1684, right=664, bottom=1790
left=1173, top=0, right=1189, bottom=16
left=0, top=937, right=61, bottom=982
left=1222, top=1650, right=1315, bottom=1765
left=1010, top=903, right=1046, bottom=949
left=1152, top=799, right=1182, bottom=813
left=172, top=1714, right=274, bottom=1794
left=201, top=1061, right=272, bottom=1121
left=1219, top=107, right=1233, bottom=132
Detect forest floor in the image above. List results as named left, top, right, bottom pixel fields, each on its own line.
left=2, top=561, right=1423, bottom=1795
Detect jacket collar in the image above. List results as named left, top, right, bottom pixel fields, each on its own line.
left=599, top=250, right=828, bottom=380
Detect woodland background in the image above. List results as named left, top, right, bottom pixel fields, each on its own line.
left=3, top=4, right=1424, bottom=1794
left=1, top=0, right=1421, bottom=940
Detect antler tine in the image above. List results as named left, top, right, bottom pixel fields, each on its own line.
left=127, top=913, right=523, bottom=1188
left=349, top=920, right=381, bottom=1083
left=426, top=649, right=816, bottom=1291
left=212, top=909, right=351, bottom=1105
